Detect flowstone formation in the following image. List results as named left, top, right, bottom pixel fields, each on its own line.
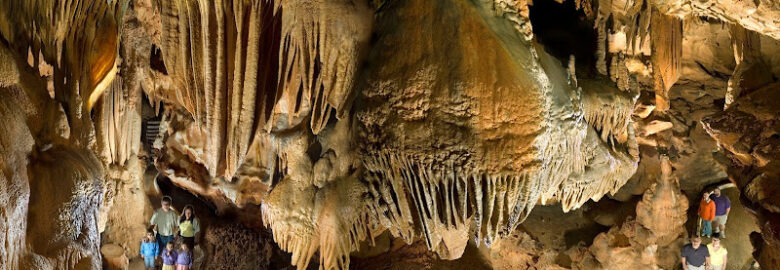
left=1, top=0, right=780, bottom=269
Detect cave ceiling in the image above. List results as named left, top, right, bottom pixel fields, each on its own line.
left=0, top=0, right=779, bottom=269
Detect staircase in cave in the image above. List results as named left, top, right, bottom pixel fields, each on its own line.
left=141, top=95, right=163, bottom=151
left=143, top=119, right=160, bottom=146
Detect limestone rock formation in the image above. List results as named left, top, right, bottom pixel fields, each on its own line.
left=567, top=157, right=688, bottom=270
left=702, top=83, right=780, bottom=269
left=0, top=0, right=779, bottom=269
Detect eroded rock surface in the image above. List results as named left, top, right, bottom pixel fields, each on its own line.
left=0, top=0, right=779, bottom=269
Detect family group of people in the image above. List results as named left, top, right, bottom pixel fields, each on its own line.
left=140, top=196, right=202, bottom=270
left=681, top=187, right=732, bottom=270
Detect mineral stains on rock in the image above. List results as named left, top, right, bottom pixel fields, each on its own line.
left=0, top=0, right=779, bottom=269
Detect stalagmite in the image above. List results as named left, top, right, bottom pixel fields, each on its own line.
left=635, top=156, right=688, bottom=246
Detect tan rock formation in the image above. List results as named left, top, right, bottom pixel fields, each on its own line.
left=702, top=83, right=780, bottom=269
left=570, top=156, right=687, bottom=270
left=1, top=0, right=780, bottom=269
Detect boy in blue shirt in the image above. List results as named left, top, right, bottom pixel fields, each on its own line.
left=140, top=230, right=160, bottom=269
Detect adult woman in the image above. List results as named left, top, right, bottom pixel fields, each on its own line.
left=707, top=234, right=728, bottom=270
left=178, top=205, right=200, bottom=249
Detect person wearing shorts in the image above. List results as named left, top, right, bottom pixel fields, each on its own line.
left=710, top=188, right=731, bottom=238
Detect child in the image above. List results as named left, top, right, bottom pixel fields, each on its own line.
left=161, top=242, right=178, bottom=270
left=140, top=230, right=159, bottom=270
left=175, top=242, right=193, bottom=270
left=698, top=192, right=716, bottom=237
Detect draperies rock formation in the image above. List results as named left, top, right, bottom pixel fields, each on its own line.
left=1, top=0, right=780, bottom=269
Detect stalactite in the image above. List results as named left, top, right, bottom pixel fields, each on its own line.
left=725, top=24, right=766, bottom=109
left=261, top=177, right=319, bottom=269
left=314, top=176, right=377, bottom=269
left=650, top=10, right=682, bottom=112
left=0, top=0, right=127, bottom=145
left=157, top=0, right=276, bottom=179
left=155, top=0, right=370, bottom=179
left=363, top=152, right=533, bottom=249
left=276, top=0, right=372, bottom=134
left=581, top=81, right=637, bottom=145
left=262, top=169, right=378, bottom=270
left=363, top=133, right=638, bottom=250
left=95, top=77, right=143, bottom=165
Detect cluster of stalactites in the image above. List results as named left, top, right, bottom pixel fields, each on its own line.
left=591, top=0, right=682, bottom=111
left=94, top=77, right=143, bottom=165
left=276, top=0, right=371, bottom=134
left=362, top=144, right=637, bottom=258
left=0, top=0, right=127, bottom=145
left=154, top=0, right=370, bottom=179
left=580, top=80, right=640, bottom=161
left=363, top=152, right=533, bottom=252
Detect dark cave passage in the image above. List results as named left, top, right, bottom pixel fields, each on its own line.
left=529, top=0, right=598, bottom=72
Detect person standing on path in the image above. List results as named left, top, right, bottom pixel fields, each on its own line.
left=140, top=230, right=159, bottom=270
left=175, top=242, right=193, bottom=270
left=150, top=196, right=180, bottom=255
left=698, top=192, right=716, bottom=237
left=178, top=205, right=200, bottom=250
left=681, top=236, right=710, bottom=270
left=710, top=188, right=731, bottom=238
left=707, top=234, right=728, bottom=270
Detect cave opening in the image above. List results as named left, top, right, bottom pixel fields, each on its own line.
left=528, top=0, right=598, bottom=73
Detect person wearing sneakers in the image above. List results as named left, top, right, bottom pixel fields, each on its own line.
left=709, top=188, right=731, bottom=238
left=698, top=192, right=716, bottom=237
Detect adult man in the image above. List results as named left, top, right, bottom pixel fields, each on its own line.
left=707, top=234, right=728, bottom=270
left=150, top=196, right=179, bottom=255
left=710, top=188, right=731, bottom=238
left=681, top=236, right=710, bottom=270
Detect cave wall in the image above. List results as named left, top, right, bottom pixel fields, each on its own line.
left=0, top=0, right=779, bottom=269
